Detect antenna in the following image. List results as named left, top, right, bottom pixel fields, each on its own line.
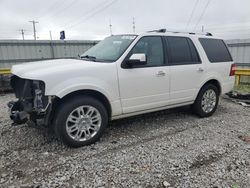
left=109, top=19, right=112, bottom=35
left=132, top=17, right=135, bottom=33
left=19, top=29, right=25, bottom=40
left=49, top=30, right=53, bottom=40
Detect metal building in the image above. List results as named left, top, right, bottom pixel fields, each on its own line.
left=227, top=39, right=250, bottom=84
left=0, top=40, right=98, bottom=68
left=0, top=38, right=250, bottom=86
left=227, top=39, right=250, bottom=65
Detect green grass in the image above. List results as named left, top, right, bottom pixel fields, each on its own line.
left=233, top=84, right=250, bottom=94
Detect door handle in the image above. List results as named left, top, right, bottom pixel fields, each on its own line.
left=156, top=71, right=166, bottom=77
left=197, top=67, right=204, bottom=72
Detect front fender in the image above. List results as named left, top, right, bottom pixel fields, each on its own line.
left=45, top=76, right=116, bottom=101
left=44, top=76, right=122, bottom=116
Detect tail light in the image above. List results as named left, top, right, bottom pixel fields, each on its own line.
left=229, top=64, right=235, bottom=76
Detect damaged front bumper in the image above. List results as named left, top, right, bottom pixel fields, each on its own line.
left=8, top=101, right=29, bottom=125
left=8, top=75, right=54, bottom=126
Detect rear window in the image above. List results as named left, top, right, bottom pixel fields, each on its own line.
left=199, top=38, right=232, bottom=63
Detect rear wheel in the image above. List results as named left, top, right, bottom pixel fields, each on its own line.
left=192, top=84, right=219, bottom=117
left=54, top=96, right=108, bottom=147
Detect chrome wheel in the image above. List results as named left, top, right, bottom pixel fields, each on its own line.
left=201, top=89, right=217, bottom=113
left=66, top=105, right=102, bottom=141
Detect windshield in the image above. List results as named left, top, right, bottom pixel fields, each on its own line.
left=81, top=35, right=137, bottom=62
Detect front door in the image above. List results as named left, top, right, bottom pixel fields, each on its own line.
left=118, top=36, right=170, bottom=114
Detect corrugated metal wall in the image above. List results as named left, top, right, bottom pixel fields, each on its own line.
left=227, top=39, right=250, bottom=84
left=0, top=39, right=249, bottom=67
left=0, top=40, right=98, bottom=68
left=227, top=39, right=250, bottom=65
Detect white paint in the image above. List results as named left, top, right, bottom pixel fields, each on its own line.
left=11, top=32, right=234, bottom=119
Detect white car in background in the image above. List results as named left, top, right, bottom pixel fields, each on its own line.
left=8, top=29, right=235, bottom=147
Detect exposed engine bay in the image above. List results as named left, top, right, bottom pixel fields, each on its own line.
left=8, top=75, right=53, bottom=126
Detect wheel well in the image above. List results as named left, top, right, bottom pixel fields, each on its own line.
left=57, top=90, right=112, bottom=119
left=202, top=79, right=221, bottom=95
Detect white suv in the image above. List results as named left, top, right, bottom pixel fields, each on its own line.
left=9, top=29, right=235, bottom=147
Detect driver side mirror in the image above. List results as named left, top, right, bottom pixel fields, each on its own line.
left=126, top=53, right=147, bottom=66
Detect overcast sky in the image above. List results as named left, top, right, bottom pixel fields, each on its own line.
left=0, top=0, right=250, bottom=40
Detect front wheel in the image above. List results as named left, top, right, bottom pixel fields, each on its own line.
left=54, top=96, right=108, bottom=147
left=192, top=84, right=219, bottom=117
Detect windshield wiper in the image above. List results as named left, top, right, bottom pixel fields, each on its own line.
left=80, top=55, right=96, bottom=61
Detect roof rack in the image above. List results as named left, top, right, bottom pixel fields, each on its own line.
left=147, top=28, right=213, bottom=36
left=148, top=29, right=167, bottom=33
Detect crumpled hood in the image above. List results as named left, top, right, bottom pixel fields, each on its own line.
left=10, top=58, right=118, bottom=98
left=11, top=59, right=103, bottom=80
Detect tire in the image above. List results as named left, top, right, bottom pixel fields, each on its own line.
left=192, top=84, right=219, bottom=117
left=54, top=96, right=108, bottom=147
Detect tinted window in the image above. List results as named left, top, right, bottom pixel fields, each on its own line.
left=129, top=36, right=164, bottom=67
left=166, top=37, right=200, bottom=65
left=199, top=38, right=232, bottom=62
left=188, top=39, right=200, bottom=62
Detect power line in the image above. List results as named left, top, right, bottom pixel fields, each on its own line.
left=37, top=0, right=69, bottom=19
left=212, top=28, right=250, bottom=33
left=62, top=0, right=118, bottom=30
left=208, top=22, right=250, bottom=30
left=193, top=0, right=212, bottom=31
left=29, top=20, right=39, bottom=40
left=40, top=0, right=79, bottom=21
left=57, top=0, right=110, bottom=28
left=185, top=0, right=199, bottom=30
left=0, top=33, right=18, bottom=35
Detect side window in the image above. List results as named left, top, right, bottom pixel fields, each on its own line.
left=199, top=38, right=233, bottom=62
left=129, top=36, right=164, bottom=67
left=166, top=37, right=200, bottom=65
left=187, top=39, right=200, bottom=62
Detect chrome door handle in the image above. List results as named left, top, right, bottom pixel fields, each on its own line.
left=197, top=67, right=204, bottom=72
left=156, top=71, right=166, bottom=77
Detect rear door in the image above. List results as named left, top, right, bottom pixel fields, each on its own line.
left=164, top=36, right=205, bottom=104
left=199, top=38, right=234, bottom=93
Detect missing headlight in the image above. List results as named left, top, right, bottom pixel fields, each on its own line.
left=33, top=80, right=46, bottom=112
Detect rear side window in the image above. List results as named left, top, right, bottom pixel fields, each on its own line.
left=166, top=37, right=200, bottom=65
left=199, top=38, right=232, bottom=62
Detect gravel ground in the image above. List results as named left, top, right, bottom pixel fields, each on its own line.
left=0, top=93, right=249, bottom=188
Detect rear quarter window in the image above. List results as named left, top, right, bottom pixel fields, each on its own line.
left=199, top=38, right=233, bottom=63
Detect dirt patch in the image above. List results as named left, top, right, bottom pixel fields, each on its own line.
left=239, top=135, right=250, bottom=143
left=189, top=152, right=223, bottom=169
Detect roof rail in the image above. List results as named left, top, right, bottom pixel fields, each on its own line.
left=147, top=28, right=213, bottom=36
left=148, top=28, right=166, bottom=33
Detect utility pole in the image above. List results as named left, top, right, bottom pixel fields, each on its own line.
left=19, top=29, right=25, bottom=40
left=49, top=30, right=52, bottom=40
left=109, top=19, right=112, bottom=35
left=132, top=17, right=136, bottom=33
left=29, top=20, right=39, bottom=40
left=202, top=25, right=204, bottom=32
